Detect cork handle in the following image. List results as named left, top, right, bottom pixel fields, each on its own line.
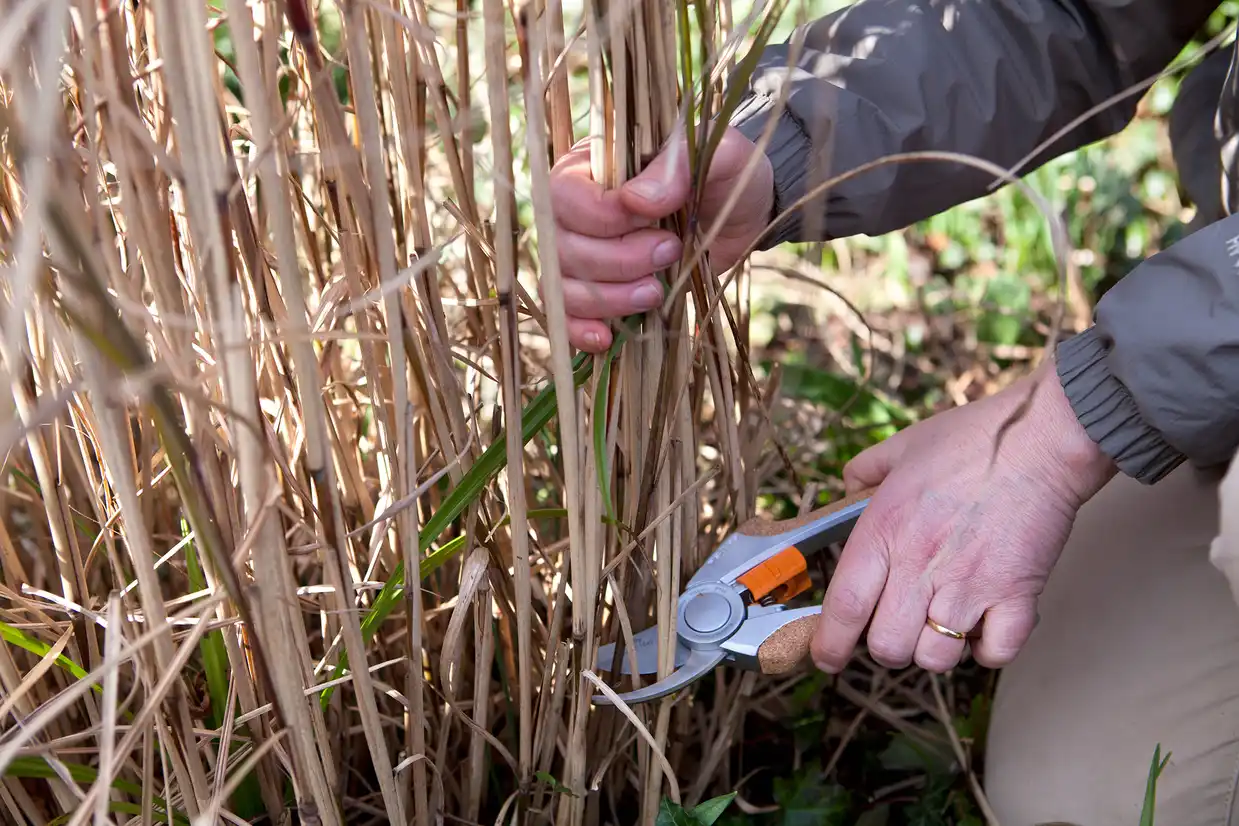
left=755, top=616, right=818, bottom=675
left=734, top=486, right=878, bottom=538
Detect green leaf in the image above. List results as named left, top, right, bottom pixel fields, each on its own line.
left=953, top=694, right=991, bottom=744
left=47, top=802, right=173, bottom=826
left=656, top=798, right=698, bottom=826
left=691, top=792, right=738, bottom=824
left=654, top=792, right=737, bottom=826
left=770, top=359, right=912, bottom=427
left=592, top=343, right=618, bottom=524
left=772, top=760, right=851, bottom=825
left=878, top=731, right=955, bottom=777
left=695, top=0, right=791, bottom=200
left=0, top=620, right=97, bottom=691
left=1140, top=743, right=1171, bottom=826
left=900, top=775, right=953, bottom=826
left=5, top=756, right=189, bottom=825
left=323, top=353, right=593, bottom=706
left=536, top=770, right=577, bottom=798
left=183, top=526, right=264, bottom=819
left=183, top=527, right=229, bottom=731
left=978, top=312, right=1023, bottom=347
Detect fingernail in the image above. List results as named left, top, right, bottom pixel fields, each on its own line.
left=626, top=179, right=662, bottom=202
left=584, top=331, right=602, bottom=350
left=652, top=239, right=681, bottom=268
left=632, top=284, right=662, bottom=310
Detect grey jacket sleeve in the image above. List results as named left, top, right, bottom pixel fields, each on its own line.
left=729, top=0, right=1216, bottom=244
left=729, top=0, right=1238, bottom=485
left=1057, top=217, right=1239, bottom=483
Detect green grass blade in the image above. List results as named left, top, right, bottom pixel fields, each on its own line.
left=181, top=523, right=265, bottom=819
left=420, top=508, right=569, bottom=582
left=1139, top=744, right=1171, bottom=826
left=182, top=526, right=229, bottom=731
left=696, top=0, right=790, bottom=194
left=321, top=354, right=593, bottom=707
left=592, top=342, right=619, bottom=524
left=0, top=620, right=98, bottom=691
left=5, top=756, right=189, bottom=825
left=47, top=802, right=178, bottom=826
left=677, top=0, right=697, bottom=165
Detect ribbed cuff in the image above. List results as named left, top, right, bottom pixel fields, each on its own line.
left=729, top=92, right=812, bottom=248
left=1056, top=326, right=1185, bottom=484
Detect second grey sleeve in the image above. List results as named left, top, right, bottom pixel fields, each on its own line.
left=1057, top=213, right=1239, bottom=483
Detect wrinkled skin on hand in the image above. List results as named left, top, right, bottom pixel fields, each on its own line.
left=812, top=360, right=1118, bottom=674
left=543, top=118, right=1119, bottom=679
left=547, top=126, right=774, bottom=352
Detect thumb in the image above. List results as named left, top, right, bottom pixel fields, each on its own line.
left=619, top=137, right=691, bottom=220
left=842, top=438, right=901, bottom=494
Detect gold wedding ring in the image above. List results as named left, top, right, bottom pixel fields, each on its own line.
left=926, top=618, right=967, bottom=640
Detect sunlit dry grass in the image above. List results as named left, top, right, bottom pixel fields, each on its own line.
left=1, top=0, right=1204, bottom=823
left=0, top=0, right=802, bottom=822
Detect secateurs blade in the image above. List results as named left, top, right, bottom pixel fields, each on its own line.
left=592, top=486, right=876, bottom=705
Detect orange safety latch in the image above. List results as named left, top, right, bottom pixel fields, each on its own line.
left=736, top=547, right=811, bottom=604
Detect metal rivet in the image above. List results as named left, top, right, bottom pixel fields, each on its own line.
left=683, top=592, right=731, bottom=634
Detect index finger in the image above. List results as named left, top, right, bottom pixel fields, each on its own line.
left=810, top=510, right=891, bottom=673
left=551, top=147, right=655, bottom=238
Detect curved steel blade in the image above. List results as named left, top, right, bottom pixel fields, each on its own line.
left=595, top=627, right=690, bottom=675
left=591, top=647, right=727, bottom=706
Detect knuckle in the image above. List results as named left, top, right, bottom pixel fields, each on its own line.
left=974, top=641, right=1019, bottom=669
left=859, top=503, right=901, bottom=545
left=865, top=635, right=910, bottom=669
left=561, top=285, right=588, bottom=315
left=809, top=637, right=840, bottom=667
left=915, top=648, right=960, bottom=674
left=841, top=464, right=862, bottom=489
left=825, top=586, right=870, bottom=627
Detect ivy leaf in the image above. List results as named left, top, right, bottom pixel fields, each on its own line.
left=954, top=694, right=992, bottom=745
left=654, top=792, right=738, bottom=826
left=655, top=798, right=698, bottom=826
left=772, top=760, right=851, bottom=825
left=878, top=731, right=955, bottom=777
left=535, top=770, right=577, bottom=798
left=691, top=792, right=739, bottom=825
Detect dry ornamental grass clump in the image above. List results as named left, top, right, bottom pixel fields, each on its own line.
left=0, top=0, right=1077, bottom=823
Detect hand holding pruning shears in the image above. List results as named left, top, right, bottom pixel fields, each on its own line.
left=548, top=130, right=1118, bottom=701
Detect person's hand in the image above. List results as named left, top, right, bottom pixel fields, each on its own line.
left=547, top=126, right=774, bottom=353
left=811, top=359, right=1118, bottom=674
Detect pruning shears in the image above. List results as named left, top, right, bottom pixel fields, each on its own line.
left=592, top=486, right=877, bottom=705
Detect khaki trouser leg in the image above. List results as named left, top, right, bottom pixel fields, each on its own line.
left=983, top=465, right=1239, bottom=826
